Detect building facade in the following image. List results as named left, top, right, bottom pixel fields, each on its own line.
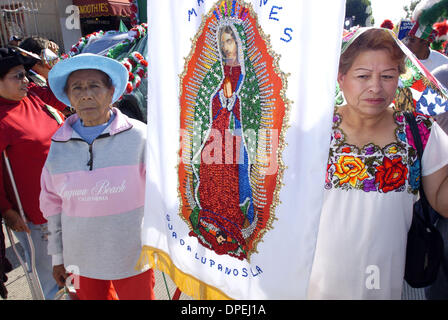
left=0, top=0, right=146, bottom=53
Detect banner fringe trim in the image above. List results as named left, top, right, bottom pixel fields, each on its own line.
left=136, top=246, right=233, bottom=300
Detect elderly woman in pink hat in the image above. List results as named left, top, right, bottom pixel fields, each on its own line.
left=40, top=53, right=154, bottom=300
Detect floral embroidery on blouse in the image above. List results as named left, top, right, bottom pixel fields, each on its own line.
left=325, top=110, right=433, bottom=194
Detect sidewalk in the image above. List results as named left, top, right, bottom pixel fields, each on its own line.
left=1, top=223, right=191, bottom=300
left=3, top=222, right=428, bottom=300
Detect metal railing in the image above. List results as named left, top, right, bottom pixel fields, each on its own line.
left=2, top=150, right=45, bottom=300
left=0, top=0, right=62, bottom=49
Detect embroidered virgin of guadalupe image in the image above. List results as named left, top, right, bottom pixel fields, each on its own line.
left=179, top=0, right=289, bottom=261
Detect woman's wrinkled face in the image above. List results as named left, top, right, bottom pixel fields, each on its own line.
left=0, top=65, right=29, bottom=101
left=338, top=49, right=400, bottom=117
left=66, top=69, right=115, bottom=126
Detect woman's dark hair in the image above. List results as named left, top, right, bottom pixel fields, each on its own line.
left=0, top=66, right=11, bottom=79
left=0, top=47, right=30, bottom=79
left=99, top=72, right=113, bottom=89
left=339, top=29, right=406, bottom=75
left=19, top=36, right=48, bottom=56
left=116, top=94, right=145, bottom=122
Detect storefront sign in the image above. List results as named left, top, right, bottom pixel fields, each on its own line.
left=73, top=0, right=132, bottom=18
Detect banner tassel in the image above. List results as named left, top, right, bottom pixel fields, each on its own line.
left=135, top=246, right=232, bottom=300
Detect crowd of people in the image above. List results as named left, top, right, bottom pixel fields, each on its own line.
left=0, top=36, right=153, bottom=300
left=0, top=7, right=448, bottom=301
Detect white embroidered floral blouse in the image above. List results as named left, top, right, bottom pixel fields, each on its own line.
left=307, top=109, right=448, bottom=300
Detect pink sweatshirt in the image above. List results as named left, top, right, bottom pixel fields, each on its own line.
left=40, top=108, right=148, bottom=280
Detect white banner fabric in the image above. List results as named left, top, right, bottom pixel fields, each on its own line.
left=139, top=0, right=346, bottom=300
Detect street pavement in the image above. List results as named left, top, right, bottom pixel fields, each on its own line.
left=2, top=223, right=427, bottom=301
left=1, top=223, right=192, bottom=300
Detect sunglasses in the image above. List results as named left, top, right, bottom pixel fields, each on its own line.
left=9, top=71, right=27, bottom=81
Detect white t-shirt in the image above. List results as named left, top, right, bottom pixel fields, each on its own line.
left=307, top=111, right=448, bottom=300
left=421, top=49, right=448, bottom=73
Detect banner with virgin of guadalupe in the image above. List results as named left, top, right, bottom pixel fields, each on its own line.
left=138, top=0, right=346, bottom=299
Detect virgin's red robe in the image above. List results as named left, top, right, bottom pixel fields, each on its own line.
left=192, top=65, right=247, bottom=259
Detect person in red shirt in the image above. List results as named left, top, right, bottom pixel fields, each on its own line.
left=18, top=37, right=70, bottom=116
left=0, top=47, right=63, bottom=299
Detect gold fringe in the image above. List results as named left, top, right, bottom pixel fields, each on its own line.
left=135, top=246, right=232, bottom=300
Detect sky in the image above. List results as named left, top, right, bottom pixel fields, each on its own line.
left=370, top=0, right=415, bottom=26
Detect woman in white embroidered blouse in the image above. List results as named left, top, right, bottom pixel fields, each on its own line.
left=307, top=28, right=448, bottom=300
